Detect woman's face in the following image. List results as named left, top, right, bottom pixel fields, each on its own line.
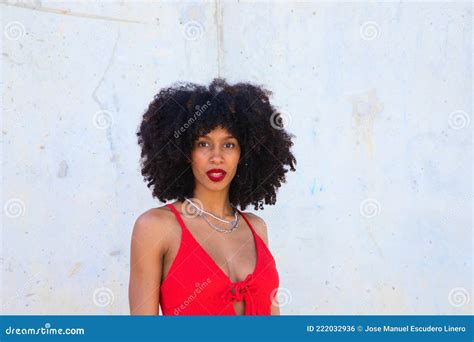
left=190, top=126, right=241, bottom=192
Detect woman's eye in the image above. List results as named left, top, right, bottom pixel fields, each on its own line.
left=224, top=143, right=235, bottom=149
left=197, top=142, right=209, bottom=148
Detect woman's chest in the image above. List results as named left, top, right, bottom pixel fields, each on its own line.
left=163, top=220, right=259, bottom=283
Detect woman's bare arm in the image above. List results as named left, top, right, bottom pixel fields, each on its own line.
left=128, top=211, right=167, bottom=315
left=271, top=293, right=281, bottom=315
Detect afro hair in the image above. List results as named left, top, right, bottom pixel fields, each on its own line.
left=137, top=78, right=296, bottom=211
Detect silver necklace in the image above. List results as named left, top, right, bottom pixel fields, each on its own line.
left=202, top=213, right=240, bottom=234
left=185, top=197, right=238, bottom=224
left=184, top=197, right=240, bottom=233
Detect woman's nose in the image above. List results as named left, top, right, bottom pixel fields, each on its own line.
left=209, top=146, right=224, bottom=163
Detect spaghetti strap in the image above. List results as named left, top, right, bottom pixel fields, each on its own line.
left=165, top=203, right=187, bottom=232
left=236, top=209, right=257, bottom=235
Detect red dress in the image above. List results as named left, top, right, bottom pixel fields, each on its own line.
left=159, top=203, right=280, bottom=315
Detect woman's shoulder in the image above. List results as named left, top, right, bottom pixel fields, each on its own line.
left=131, top=204, right=178, bottom=253
left=241, top=211, right=269, bottom=247
left=134, top=204, right=175, bottom=226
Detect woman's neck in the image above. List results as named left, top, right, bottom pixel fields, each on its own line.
left=187, top=188, right=234, bottom=218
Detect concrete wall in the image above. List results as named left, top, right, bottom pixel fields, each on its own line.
left=1, top=0, right=472, bottom=315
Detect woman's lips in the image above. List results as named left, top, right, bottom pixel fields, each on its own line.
left=206, top=169, right=226, bottom=182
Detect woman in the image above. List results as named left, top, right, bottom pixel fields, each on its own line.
left=129, top=78, right=296, bottom=315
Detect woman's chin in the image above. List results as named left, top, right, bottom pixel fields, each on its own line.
left=202, top=180, right=230, bottom=191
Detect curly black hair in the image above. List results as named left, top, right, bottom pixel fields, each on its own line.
left=136, top=78, right=296, bottom=211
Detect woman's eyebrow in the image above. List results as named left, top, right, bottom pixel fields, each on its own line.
left=198, top=135, right=236, bottom=140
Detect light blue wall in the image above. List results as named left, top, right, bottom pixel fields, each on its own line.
left=1, top=1, right=472, bottom=315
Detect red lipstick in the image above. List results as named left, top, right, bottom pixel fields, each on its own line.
left=206, top=169, right=227, bottom=182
